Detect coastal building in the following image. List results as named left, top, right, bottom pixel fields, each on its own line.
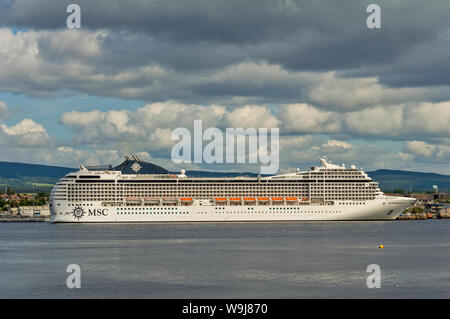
left=412, top=193, right=435, bottom=202
left=437, top=193, right=450, bottom=200
left=19, top=193, right=34, bottom=201
left=10, top=207, right=18, bottom=216
left=8, top=194, right=19, bottom=203
left=19, top=206, right=51, bottom=217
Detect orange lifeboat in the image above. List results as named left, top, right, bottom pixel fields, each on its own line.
left=286, top=197, right=298, bottom=201
left=272, top=197, right=284, bottom=201
left=229, top=197, right=242, bottom=202
left=180, top=197, right=193, bottom=205
left=125, top=197, right=142, bottom=205
left=258, top=197, right=270, bottom=201
left=244, top=197, right=256, bottom=202
left=302, top=197, right=309, bottom=201
left=215, top=197, right=227, bottom=202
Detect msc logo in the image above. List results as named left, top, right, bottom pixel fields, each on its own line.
left=72, top=206, right=85, bottom=220
left=71, top=206, right=108, bottom=220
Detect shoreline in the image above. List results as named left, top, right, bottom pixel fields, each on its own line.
left=0, top=217, right=50, bottom=222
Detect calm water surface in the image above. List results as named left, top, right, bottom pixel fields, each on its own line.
left=0, top=221, right=449, bottom=298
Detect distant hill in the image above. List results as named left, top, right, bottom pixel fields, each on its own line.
left=367, top=169, right=450, bottom=193
left=0, top=161, right=74, bottom=193
left=0, top=161, right=448, bottom=193
left=0, top=161, right=74, bottom=178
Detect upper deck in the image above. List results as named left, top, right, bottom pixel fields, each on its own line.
left=49, top=156, right=382, bottom=204
left=61, top=156, right=373, bottom=183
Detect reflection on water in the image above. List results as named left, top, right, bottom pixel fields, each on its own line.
left=0, top=221, right=449, bottom=298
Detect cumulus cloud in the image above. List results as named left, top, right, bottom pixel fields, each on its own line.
left=308, top=73, right=433, bottom=111
left=0, top=102, right=130, bottom=167
left=403, top=140, right=450, bottom=162
left=2, top=95, right=450, bottom=173
left=0, top=28, right=171, bottom=99
left=276, top=135, right=421, bottom=173
left=344, top=105, right=404, bottom=136
left=46, top=147, right=122, bottom=167
left=322, top=140, right=353, bottom=149
left=403, top=141, right=435, bottom=157
left=279, top=103, right=339, bottom=133
left=279, top=101, right=450, bottom=139
left=403, top=102, right=450, bottom=136
left=0, top=101, right=7, bottom=119
left=0, top=115, right=51, bottom=147
left=60, top=102, right=282, bottom=150
left=224, top=105, right=280, bottom=128
left=61, top=110, right=106, bottom=130
left=58, top=100, right=450, bottom=152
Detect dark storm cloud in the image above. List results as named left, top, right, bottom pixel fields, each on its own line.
left=345, top=29, right=450, bottom=87
left=2, top=1, right=448, bottom=60
left=2, top=0, right=305, bottom=43
left=97, top=31, right=248, bottom=72
left=1, top=0, right=450, bottom=95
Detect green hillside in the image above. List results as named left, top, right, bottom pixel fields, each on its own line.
left=367, top=169, right=450, bottom=193
left=0, top=161, right=74, bottom=193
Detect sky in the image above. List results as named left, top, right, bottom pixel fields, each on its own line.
left=0, top=0, right=449, bottom=174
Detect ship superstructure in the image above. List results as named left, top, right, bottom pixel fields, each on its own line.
left=50, top=156, right=416, bottom=222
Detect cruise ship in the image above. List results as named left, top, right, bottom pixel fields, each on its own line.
left=50, top=156, right=416, bottom=223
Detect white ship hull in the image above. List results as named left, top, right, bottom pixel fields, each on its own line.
left=50, top=156, right=417, bottom=223
left=50, top=197, right=415, bottom=223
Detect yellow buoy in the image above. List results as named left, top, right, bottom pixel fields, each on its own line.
left=379, top=245, right=384, bottom=249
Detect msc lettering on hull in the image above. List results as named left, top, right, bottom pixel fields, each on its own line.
left=71, top=206, right=108, bottom=220
left=88, top=209, right=108, bottom=216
